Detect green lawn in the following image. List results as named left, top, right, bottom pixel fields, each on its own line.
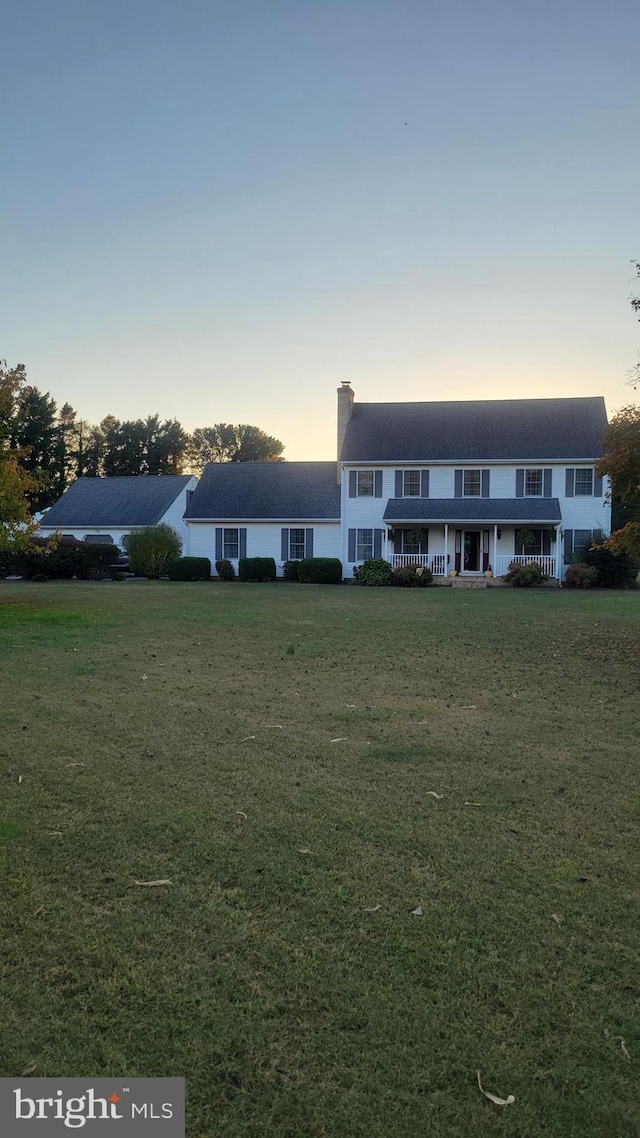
left=0, top=581, right=639, bottom=1137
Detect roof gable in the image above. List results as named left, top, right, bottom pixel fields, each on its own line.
left=185, top=462, right=340, bottom=520
left=340, top=397, right=607, bottom=462
left=41, top=476, right=192, bottom=529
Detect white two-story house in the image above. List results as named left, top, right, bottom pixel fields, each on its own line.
left=337, top=383, right=610, bottom=581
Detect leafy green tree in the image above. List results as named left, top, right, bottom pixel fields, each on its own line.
left=10, top=385, right=58, bottom=509
left=126, top=524, right=182, bottom=578
left=597, top=405, right=640, bottom=501
left=0, top=453, right=39, bottom=551
left=187, top=424, right=284, bottom=474
left=102, top=415, right=187, bottom=476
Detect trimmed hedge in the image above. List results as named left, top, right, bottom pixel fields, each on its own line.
left=238, top=556, right=276, bottom=582
left=565, top=562, right=598, bottom=589
left=297, top=557, right=343, bottom=584
left=584, top=546, right=638, bottom=588
left=167, top=557, right=211, bottom=581
left=354, top=558, right=393, bottom=586
left=215, top=558, right=235, bottom=581
left=391, top=564, right=434, bottom=587
left=505, top=562, right=549, bottom=587
left=127, top=524, right=182, bottom=579
left=10, top=537, right=119, bottom=580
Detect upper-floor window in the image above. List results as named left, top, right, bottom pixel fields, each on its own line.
left=574, top=469, right=594, bottom=496
left=223, top=528, right=239, bottom=559
left=463, top=470, right=481, bottom=496
left=525, top=469, right=543, bottom=496
left=357, top=470, right=374, bottom=497
left=403, top=470, right=421, bottom=497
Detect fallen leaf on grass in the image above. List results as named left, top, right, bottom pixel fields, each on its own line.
left=141, top=674, right=148, bottom=681
left=461, top=705, right=478, bottom=710
left=66, top=761, right=85, bottom=768
left=22, top=1062, right=37, bottom=1076
left=363, top=904, right=380, bottom=912
left=345, top=704, right=356, bottom=708
left=476, top=1070, right=515, bottom=1107
left=264, top=724, right=283, bottom=728
left=410, top=905, right=423, bottom=916
left=239, top=736, right=256, bottom=743
left=298, top=848, right=313, bottom=854
left=33, top=908, right=44, bottom=917
left=18, top=775, right=23, bottom=784
left=426, top=791, right=443, bottom=800
left=330, top=737, right=348, bottom=743
left=551, top=913, right=562, bottom=925
left=236, top=811, right=248, bottom=820
left=611, top=1037, right=631, bottom=1061
left=133, top=880, right=172, bottom=887
left=47, top=831, right=62, bottom=837
left=465, top=802, right=482, bottom=807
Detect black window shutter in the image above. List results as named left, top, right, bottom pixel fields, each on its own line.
left=349, top=470, right=357, bottom=498
left=373, top=529, right=382, bottom=558
left=395, top=470, right=403, bottom=497
left=348, top=529, right=356, bottom=561
left=239, top=529, right=247, bottom=559
left=542, top=529, right=551, bottom=555
left=420, top=470, right=429, bottom=498
left=281, top=528, right=289, bottom=561
left=394, top=530, right=402, bottom=554
left=515, top=469, right=524, bottom=497
left=423, top=528, right=429, bottom=553
left=593, top=473, right=603, bottom=497
left=564, top=529, right=573, bottom=563
left=305, top=528, right=313, bottom=558
left=454, top=470, right=463, bottom=498
left=374, top=470, right=383, bottom=498
left=543, top=469, right=552, bottom=496
left=215, top=527, right=222, bottom=561
left=514, top=529, right=521, bottom=555
left=565, top=469, right=575, bottom=497
left=481, top=470, right=490, bottom=498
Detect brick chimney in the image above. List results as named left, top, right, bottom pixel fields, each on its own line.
left=337, top=381, right=354, bottom=482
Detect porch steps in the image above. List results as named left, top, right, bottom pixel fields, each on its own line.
left=450, top=576, right=488, bottom=589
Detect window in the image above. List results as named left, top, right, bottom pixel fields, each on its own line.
left=573, top=529, right=592, bottom=556
left=463, top=470, right=481, bottom=496
left=289, top=528, right=306, bottom=560
left=401, top=528, right=428, bottom=554
left=403, top=470, right=421, bottom=497
left=515, top=528, right=542, bottom=555
left=525, top=469, right=543, bottom=496
left=84, top=534, right=114, bottom=543
left=357, top=470, right=374, bottom=497
left=574, top=468, right=594, bottom=496
left=223, top=528, right=239, bottom=559
left=356, top=528, right=373, bottom=561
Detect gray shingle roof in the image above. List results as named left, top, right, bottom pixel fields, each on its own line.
left=185, top=462, right=340, bottom=520
left=383, top=498, right=562, bottom=523
left=40, top=476, right=192, bottom=528
left=341, top=397, right=607, bottom=462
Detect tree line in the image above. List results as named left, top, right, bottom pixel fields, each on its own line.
left=0, top=361, right=285, bottom=510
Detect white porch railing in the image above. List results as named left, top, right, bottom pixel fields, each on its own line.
left=494, top=554, right=558, bottom=578
left=392, top=554, right=447, bottom=575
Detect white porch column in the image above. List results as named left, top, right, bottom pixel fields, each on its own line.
left=493, top=524, right=498, bottom=573
left=444, top=523, right=449, bottom=575
left=555, top=524, right=562, bottom=580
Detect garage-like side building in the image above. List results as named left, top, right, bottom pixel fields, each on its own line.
left=38, top=475, right=197, bottom=552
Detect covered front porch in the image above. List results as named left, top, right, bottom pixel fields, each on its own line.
left=383, top=498, right=563, bottom=579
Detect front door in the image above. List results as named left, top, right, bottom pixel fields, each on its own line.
left=463, top=530, right=481, bottom=573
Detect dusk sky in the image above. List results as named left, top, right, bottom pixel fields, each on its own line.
left=2, top=0, right=638, bottom=460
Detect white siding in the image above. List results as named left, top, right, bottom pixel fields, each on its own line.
left=340, top=462, right=611, bottom=578
left=187, top=522, right=342, bottom=576
left=158, top=477, right=197, bottom=552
